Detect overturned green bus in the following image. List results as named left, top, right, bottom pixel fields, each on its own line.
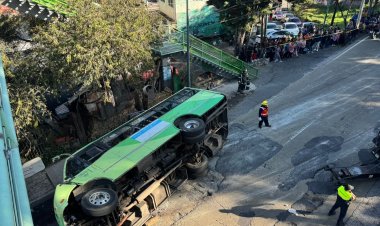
left=53, top=87, right=228, bottom=226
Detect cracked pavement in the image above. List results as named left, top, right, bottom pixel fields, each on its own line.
left=147, top=36, right=380, bottom=226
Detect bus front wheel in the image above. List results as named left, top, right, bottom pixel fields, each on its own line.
left=81, top=187, right=118, bottom=217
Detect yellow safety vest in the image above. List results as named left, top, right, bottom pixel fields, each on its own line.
left=337, top=185, right=352, bottom=201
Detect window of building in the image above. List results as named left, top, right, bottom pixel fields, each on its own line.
left=168, top=0, right=174, bottom=7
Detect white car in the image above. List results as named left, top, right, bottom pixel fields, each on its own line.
left=267, top=30, right=294, bottom=39
left=282, top=13, right=295, bottom=22
left=283, top=22, right=300, bottom=36
left=266, top=23, right=279, bottom=35
left=273, top=11, right=285, bottom=20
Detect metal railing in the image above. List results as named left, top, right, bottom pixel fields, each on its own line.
left=158, top=31, right=259, bottom=79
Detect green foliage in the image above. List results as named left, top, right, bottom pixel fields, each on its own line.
left=1, top=0, right=163, bottom=161
left=34, top=0, right=163, bottom=100
left=0, top=15, right=22, bottom=41
left=207, top=0, right=271, bottom=29
left=0, top=40, right=50, bottom=149
left=0, top=14, right=46, bottom=41
left=287, top=0, right=313, bottom=5
left=295, top=3, right=357, bottom=28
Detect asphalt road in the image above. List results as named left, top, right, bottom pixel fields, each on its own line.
left=149, top=36, right=380, bottom=226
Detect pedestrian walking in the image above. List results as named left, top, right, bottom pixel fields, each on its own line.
left=328, top=184, right=356, bottom=226
left=258, top=100, right=271, bottom=128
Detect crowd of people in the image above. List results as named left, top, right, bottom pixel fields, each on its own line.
left=240, top=23, right=362, bottom=64
left=238, top=11, right=380, bottom=65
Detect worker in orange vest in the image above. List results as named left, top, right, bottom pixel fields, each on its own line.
left=258, top=100, right=271, bottom=128
left=328, top=184, right=356, bottom=226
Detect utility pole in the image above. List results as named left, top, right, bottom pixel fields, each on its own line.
left=186, top=0, right=191, bottom=87
left=356, top=0, right=366, bottom=29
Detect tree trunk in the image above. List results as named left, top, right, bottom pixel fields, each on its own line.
left=236, top=28, right=246, bottom=59
left=263, top=15, right=268, bottom=39
left=337, top=1, right=347, bottom=29
left=330, top=0, right=338, bottom=26
left=134, top=91, right=143, bottom=111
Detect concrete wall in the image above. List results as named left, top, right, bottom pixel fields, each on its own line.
left=175, top=0, right=208, bottom=16
left=159, top=0, right=176, bottom=21
left=282, top=0, right=292, bottom=9
left=23, top=157, right=66, bottom=208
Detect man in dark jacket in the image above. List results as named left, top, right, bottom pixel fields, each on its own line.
left=258, top=100, right=271, bottom=128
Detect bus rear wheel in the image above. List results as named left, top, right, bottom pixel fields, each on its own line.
left=186, top=154, right=208, bottom=179
left=179, top=118, right=206, bottom=144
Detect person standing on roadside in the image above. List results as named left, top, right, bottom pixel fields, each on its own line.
left=328, top=184, right=356, bottom=226
left=274, top=44, right=282, bottom=63
left=258, top=100, right=271, bottom=128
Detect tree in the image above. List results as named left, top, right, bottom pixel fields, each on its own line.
left=1, top=0, right=164, bottom=160
left=1, top=39, right=50, bottom=157
left=207, top=0, right=271, bottom=56
left=34, top=0, right=163, bottom=101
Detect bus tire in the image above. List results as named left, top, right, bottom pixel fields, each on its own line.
left=182, top=131, right=206, bottom=144
left=81, top=187, right=118, bottom=217
left=179, top=118, right=205, bottom=138
left=186, top=154, right=208, bottom=179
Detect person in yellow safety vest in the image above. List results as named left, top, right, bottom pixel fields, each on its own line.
left=258, top=100, right=271, bottom=128
left=328, top=184, right=356, bottom=226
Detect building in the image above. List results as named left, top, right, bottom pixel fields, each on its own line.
left=281, top=0, right=292, bottom=9
left=158, top=0, right=223, bottom=37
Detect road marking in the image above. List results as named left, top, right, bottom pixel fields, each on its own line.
left=284, top=120, right=315, bottom=146
left=329, top=36, right=368, bottom=62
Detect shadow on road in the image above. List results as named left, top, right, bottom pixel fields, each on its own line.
left=219, top=205, right=311, bottom=221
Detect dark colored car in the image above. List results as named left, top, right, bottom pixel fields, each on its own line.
left=289, top=17, right=302, bottom=27
left=302, top=22, right=317, bottom=33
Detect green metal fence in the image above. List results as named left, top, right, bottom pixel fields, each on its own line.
left=158, top=31, right=258, bottom=79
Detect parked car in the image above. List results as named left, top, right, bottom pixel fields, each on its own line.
left=266, top=22, right=279, bottom=34
left=276, top=24, right=284, bottom=30
left=268, top=20, right=283, bottom=30
left=288, top=17, right=302, bottom=27
left=267, top=30, right=294, bottom=39
left=283, top=22, right=300, bottom=36
left=302, top=22, right=317, bottom=33
left=302, top=22, right=317, bottom=28
left=282, top=13, right=295, bottom=22
left=249, top=33, right=264, bottom=44
left=273, top=11, right=285, bottom=20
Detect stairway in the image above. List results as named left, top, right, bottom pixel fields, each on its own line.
left=2, top=0, right=66, bottom=20
left=155, top=31, right=258, bottom=79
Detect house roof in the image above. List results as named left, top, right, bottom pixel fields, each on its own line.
left=1, top=0, right=67, bottom=20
